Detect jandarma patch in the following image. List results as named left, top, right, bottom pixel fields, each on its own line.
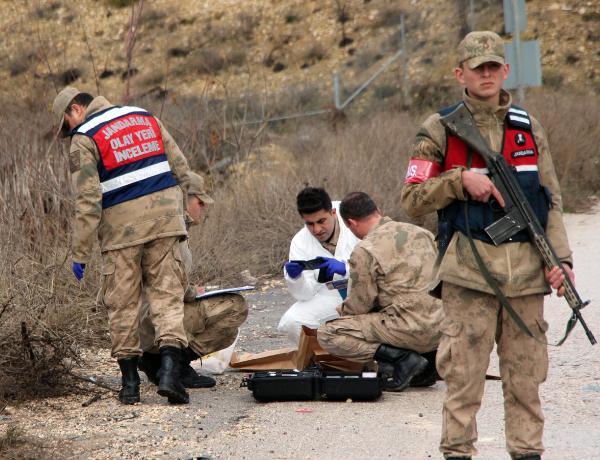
left=512, top=149, right=535, bottom=158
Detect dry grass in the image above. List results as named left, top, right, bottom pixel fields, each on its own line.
left=0, top=86, right=597, bottom=398
left=0, top=101, right=108, bottom=400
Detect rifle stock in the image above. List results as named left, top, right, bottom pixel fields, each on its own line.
left=440, top=104, right=596, bottom=345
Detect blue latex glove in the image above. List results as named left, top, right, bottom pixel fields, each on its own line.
left=317, top=257, right=346, bottom=279
left=72, top=262, right=86, bottom=281
left=284, top=261, right=304, bottom=279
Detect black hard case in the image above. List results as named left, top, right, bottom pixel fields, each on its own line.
left=243, top=370, right=317, bottom=402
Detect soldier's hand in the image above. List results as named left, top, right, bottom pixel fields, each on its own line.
left=545, top=264, right=575, bottom=297
left=461, top=170, right=505, bottom=207
left=335, top=304, right=343, bottom=315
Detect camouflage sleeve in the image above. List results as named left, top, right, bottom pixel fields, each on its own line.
left=400, top=114, right=466, bottom=218
left=180, top=239, right=197, bottom=302
left=70, top=135, right=102, bottom=263
left=340, top=246, right=379, bottom=316
left=156, top=119, right=191, bottom=197
left=531, top=116, right=573, bottom=266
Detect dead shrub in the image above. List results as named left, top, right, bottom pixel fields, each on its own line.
left=104, top=0, right=137, bottom=7
left=301, top=41, right=326, bottom=66
left=238, top=12, right=259, bottom=40
left=33, top=1, right=60, bottom=20
left=8, top=57, right=31, bottom=77
left=189, top=48, right=225, bottom=74
left=524, top=88, right=600, bottom=210
left=371, top=6, right=405, bottom=29
left=225, top=48, right=248, bottom=68
left=0, top=103, right=108, bottom=400
left=355, top=46, right=381, bottom=70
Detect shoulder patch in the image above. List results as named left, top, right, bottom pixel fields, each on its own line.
left=506, top=106, right=532, bottom=131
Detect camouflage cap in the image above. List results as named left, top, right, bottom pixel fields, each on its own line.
left=457, top=31, right=505, bottom=69
left=52, top=86, right=83, bottom=137
left=188, top=171, right=214, bottom=204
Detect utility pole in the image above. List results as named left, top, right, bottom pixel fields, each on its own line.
left=512, top=0, right=525, bottom=104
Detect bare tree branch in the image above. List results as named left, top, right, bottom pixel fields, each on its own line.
left=123, top=0, right=145, bottom=104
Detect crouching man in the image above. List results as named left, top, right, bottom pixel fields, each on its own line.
left=278, top=187, right=359, bottom=344
left=138, top=172, right=249, bottom=388
left=317, top=192, right=444, bottom=391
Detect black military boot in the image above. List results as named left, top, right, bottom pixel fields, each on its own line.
left=515, top=456, right=541, bottom=460
left=410, top=350, right=441, bottom=387
left=157, top=346, right=190, bottom=404
left=374, top=344, right=428, bottom=392
left=180, top=348, right=216, bottom=389
left=445, top=457, right=472, bottom=460
left=117, top=357, right=141, bottom=405
left=138, top=352, right=161, bottom=385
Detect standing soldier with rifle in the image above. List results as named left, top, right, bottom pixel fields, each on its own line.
left=401, top=31, right=593, bottom=460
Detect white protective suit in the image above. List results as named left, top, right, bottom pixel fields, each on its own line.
left=278, top=202, right=360, bottom=343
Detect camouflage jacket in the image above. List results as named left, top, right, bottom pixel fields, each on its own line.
left=341, top=217, right=443, bottom=345
left=69, top=97, right=191, bottom=262
left=400, top=90, right=572, bottom=297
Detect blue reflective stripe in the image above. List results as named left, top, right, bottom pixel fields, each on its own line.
left=102, top=172, right=177, bottom=208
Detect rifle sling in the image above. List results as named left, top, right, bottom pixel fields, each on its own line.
left=462, top=198, right=576, bottom=347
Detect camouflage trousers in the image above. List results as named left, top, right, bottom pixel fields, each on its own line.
left=98, top=236, right=188, bottom=359
left=140, top=293, right=248, bottom=357
left=317, top=308, right=440, bottom=362
left=438, top=283, right=548, bottom=459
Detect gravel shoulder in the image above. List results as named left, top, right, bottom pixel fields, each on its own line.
left=2, top=207, right=599, bottom=459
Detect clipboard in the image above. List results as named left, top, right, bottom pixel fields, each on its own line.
left=195, top=285, right=255, bottom=300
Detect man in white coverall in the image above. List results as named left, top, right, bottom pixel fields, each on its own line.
left=278, top=187, right=359, bottom=343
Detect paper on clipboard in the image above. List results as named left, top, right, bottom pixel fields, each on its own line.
left=325, top=279, right=348, bottom=291
left=195, top=285, right=255, bottom=300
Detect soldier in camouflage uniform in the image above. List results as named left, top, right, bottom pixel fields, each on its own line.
left=317, top=192, right=444, bottom=391
left=137, top=171, right=249, bottom=388
left=52, top=87, right=194, bottom=405
left=401, top=32, right=574, bottom=459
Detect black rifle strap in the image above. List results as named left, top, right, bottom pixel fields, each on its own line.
left=462, top=196, right=575, bottom=347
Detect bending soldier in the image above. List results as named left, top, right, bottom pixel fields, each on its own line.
left=317, top=192, right=443, bottom=391
left=401, top=32, right=574, bottom=459
left=52, top=87, right=192, bottom=405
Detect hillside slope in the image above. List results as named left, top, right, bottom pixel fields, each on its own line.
left=1, top=0, right=598, bottom=109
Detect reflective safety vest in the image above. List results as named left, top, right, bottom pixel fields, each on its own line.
left=439, top=103, right=551, bottom=243
left=74, top=106, right=177, bottom=208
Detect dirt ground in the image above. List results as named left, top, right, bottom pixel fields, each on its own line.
left=2, top=207, right=599, bottom=460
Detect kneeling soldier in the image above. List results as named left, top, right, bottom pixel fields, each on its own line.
left=317, top=192, right=443, bottom=391
left=138, top=172, right=249, bottom=387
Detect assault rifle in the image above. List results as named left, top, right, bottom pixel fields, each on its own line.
left=440, top=103, right=596, bottom=345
